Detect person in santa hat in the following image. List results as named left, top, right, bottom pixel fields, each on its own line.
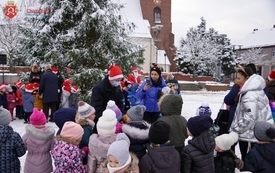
left=14, top=80, right=25, bottom=119
left=90, top=64, right=125, bottom=133
left=60, top=79, right=72, bottom=109
left=267, top=70, right=275, bottom=100
left=127, top=66, right=141, bottom=85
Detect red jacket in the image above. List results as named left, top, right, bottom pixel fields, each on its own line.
left=16, top=89, right=23, bottom=106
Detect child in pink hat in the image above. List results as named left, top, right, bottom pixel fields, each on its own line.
left=22, top=108, right=55, bottom=173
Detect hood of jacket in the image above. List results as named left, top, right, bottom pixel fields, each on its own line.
left=256, top=142, right=275, bottom=165
left=122, top=122, right=150, bottom=140
left=160, top=94, right=183, bottom=116
left=89, top=134, right=117, bottom=157
left=189, top=130, right=215, bottom=154
left=25, top=125, right=55, bottom=143
left=0, top=125, right=13, bottom=143
left=147, top=145, right=178, bottom=169
left=240, top=74, right=266, bottom=94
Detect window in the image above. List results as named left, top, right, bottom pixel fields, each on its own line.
left=154, top=7, right=161, bottom=23
left=273, top=50, right=275, bottom=57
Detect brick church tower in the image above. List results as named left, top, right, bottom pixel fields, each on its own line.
left=140, top=0, right=177, bottom=71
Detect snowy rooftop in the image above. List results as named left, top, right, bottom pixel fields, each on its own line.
left=116, top=0, right=152, bottom=38
left=157, top=50, right=171, bottom=65
left=232, top=27, right=275, bottom=49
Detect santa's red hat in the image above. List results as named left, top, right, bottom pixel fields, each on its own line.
left=32, top=82, right=39, bottom=89
left=108, top=65, right=123, bottom=80
left=131, top=66, right=138, bottom=72
left=63, top=78, right=72, bottom=87
left=71, top=85, right=80, bottom=93
left=25, top=83, right=35, bottom=93
left=51, top=67, right=58, bottom=74
left=0, top=84, right=7, bottom=90
left=268, top=71, right=275, bottom=81
left=14, top=80, right=25, bottom=89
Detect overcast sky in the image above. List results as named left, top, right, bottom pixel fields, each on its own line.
left=171, top=0, right=275, bottom=46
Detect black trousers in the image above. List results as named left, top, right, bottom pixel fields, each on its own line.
left=43, top=102, right=57, bottom=121
left=143, top=111, right=160, bottom=124
left=24, top=112, right=32, bottom=122
left=239, top=141, right=256, bottom=161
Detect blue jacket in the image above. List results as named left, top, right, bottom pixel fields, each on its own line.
left=136, top=77, right=166, bottom=112
left=0, top=125, right=26, bottom=173
left=243, top=142, right=275, bottom=173
left=23, top=92, right=34, bottom=113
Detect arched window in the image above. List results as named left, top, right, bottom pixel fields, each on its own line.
left=154, top=7, right=161, bottom=23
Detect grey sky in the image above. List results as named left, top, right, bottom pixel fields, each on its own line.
left=171, top=0, right=275, bottom=46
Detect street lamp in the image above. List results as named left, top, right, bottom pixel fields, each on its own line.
left=164, top=53, right=167, bottom=72
left=151, top=25, right=163, bottom=64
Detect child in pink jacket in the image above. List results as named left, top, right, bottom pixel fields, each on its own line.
left=6, top=87, right=16, bottom=120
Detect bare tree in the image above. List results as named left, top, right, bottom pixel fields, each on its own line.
left=239, top=47, right=268, bottom=65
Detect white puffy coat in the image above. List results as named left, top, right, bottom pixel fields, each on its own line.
left=230, top=74, right=273, bottom=142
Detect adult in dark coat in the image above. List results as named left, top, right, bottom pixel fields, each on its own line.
left=39, top=64, right=59, bottom=122
left=29, top=64, right=43, bottom=83
left=90, top=65, right=124, bottom=133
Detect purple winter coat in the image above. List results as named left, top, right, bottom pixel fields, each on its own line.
left=7, top=92, right=16, bottom=109
left=22, top=125, right=55, bottom=173
left=88, top=133, right=117, bottom=173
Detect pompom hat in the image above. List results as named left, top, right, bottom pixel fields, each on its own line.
left=77, top=101, right=95, bottom=119
left=108, top=65, right=123, bottom=81
left=215, top=132, right=239, bottom=151
left=30, top=108, right=47, bottom=126
left=97, top=109, right=117, bottom=136
left=126, top=105, right=146, bottom=121
left=268, top=71, right=275, bottom=81
left=60, top=121, right=84, bottom=140
left=187, top=116, right=214, bottom=137
left=106, top=100, right=122, bottom=121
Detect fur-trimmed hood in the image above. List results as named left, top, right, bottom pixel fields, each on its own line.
left=25, top=125, right=55, bottom=142
left=122, top=121, right=150, bottom=140
left=100, top=152, right=139, bottom=173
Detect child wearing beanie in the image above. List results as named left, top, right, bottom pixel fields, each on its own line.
left=106, top=100, right=123, bottom=133
left=214, top=132, right=243, bottom=173
left=181, top=115, right=215, bottom=173
left=242, top=121, right=275, bottom=173
left=51, top=121, right=87, bottom=172
left=100, top=133, right=139, bottom=173
left=122, top=105, right=150, bottom=159
left=140, top=121, right=181, bottom=173
left=76, top=101, right=95, bottom=164
left=0, top=107, right=26, bottom=173
left=196, top=102, right=212, bottom=117
left=22, top=108, right=55, bottom=173
left=88, top=109, right=118, bottom=173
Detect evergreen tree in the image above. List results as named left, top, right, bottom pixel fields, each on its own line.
left=18, top=0, right=144, bottom=96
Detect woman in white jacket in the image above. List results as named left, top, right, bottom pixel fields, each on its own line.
left=230, top=66, right=273, bottom=161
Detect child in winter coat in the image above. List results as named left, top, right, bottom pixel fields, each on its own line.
left=181, top=116, right=215, bottom=173
left=6, top=86, right=16, bottom=120
left=53, top=107, right=77, bottom=135
left=22, top=108, right=55, bottom=173
left=214, top=132, right=243, bottom=173
left=100, top=133, right=139, bottom=173
left=122, top=105, right=150, bottom=159
left=51, top=121, right=88, bottom=172
left=0, top=84, right=8, bottom=109
left=32, top=83, right=43, bottom=110
left=0, top=107, right=26, bottom=173
left=14, top=81, right=24, bottom=119
left=106, top=100, right=123, bottom=133
left=76, top=101, right=95, bottom=165
left=88, top=109, right=118, bottom=173
left=196, top=102, right=212, bottom=117
left=23, top=83, right=35, bottom=123
left=242, top=121, right=275, bottom=173
left=140, top=121, right=181, bottom=173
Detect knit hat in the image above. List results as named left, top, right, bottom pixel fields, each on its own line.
left=53, top=108, right=77, bottom=135
left=25, top=83, right=35, bottom=93
left=0, top=107, right=11, bottom=125
left=215, top=132, right=239, bottom=151
left=126, top=105, right=146, bottom=121
left=245, top=63, right=257, bottom=74
left=106, top=100, right=122, bottom=121
left=97, top=109, right=117, bottom=136
left=196, top=102, right=212, bottom=117
left=268, top=71, right=275, bottom=81
left=30, top=108, right=47, bottom=126
left=161, top=87, right=171, bottom=95
left=149, top=121, right=170, bottom=144
left=254, top=122, right=275, bottom=142
left=150, top=64, right=162, bottom=76
left=187, top=116, right=214, bottom=137
left=108, top=65, right=123, bottom=81
left=60, top=121, right=84, bottom=140
left=107, top=133, right=130, bottom=166
left=63, top=78, right=72, bottom=87
left=51, top=67, right=58, bottom=74
left=77, top=101, right=95, bottom=119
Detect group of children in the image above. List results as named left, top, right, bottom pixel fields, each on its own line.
left=1, top=92, right=275, bottom=173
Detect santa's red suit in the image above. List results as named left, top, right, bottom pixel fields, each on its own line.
left=127, top=66, right=141, bottom=84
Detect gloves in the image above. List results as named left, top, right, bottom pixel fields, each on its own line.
left=82, top=146, right=89, bottom=155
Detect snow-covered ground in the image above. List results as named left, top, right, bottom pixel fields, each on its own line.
left=9, top=90, right=244, bottom=172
